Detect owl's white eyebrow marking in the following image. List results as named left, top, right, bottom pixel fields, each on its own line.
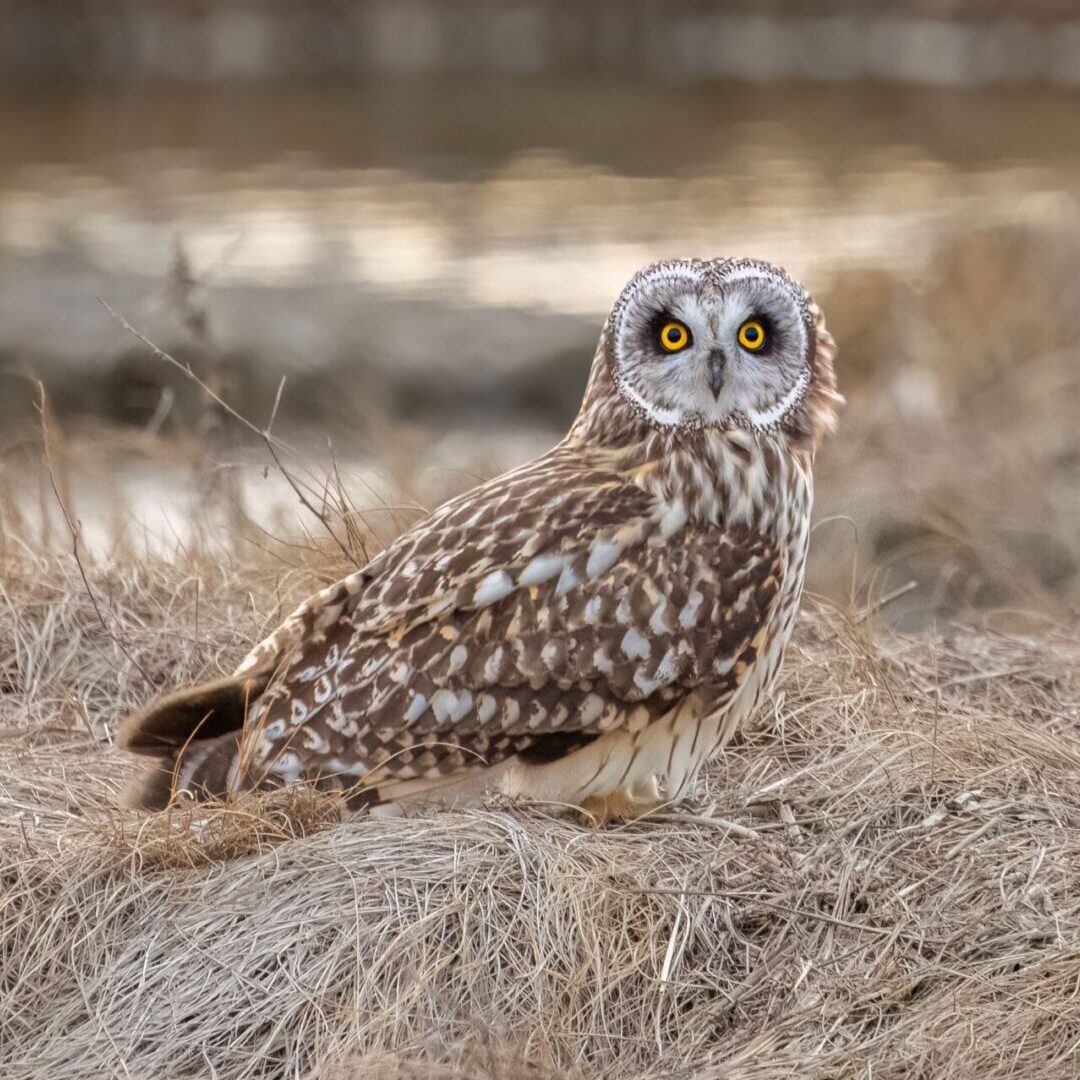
left=619, top=263, right=703, bottom=312
left=746, top=367, right=811, bottom=428
left=717, top=266, right=776, bottom=289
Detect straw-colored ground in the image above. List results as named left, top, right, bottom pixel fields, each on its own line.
left=2, top=217, right=1079, bottom=1078
left=2, top=523, right=1078, bottom=1078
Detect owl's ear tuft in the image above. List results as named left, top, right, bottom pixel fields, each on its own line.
left=117, top=675, right=260, bottom=756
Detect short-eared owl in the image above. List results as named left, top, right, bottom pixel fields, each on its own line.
left=120, top=258, right=841, bottom=819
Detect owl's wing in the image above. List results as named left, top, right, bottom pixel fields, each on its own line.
left=246, top=445, right=785, bottom=786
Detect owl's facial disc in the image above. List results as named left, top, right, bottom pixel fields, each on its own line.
left=611, top=259, right=814, bottom=431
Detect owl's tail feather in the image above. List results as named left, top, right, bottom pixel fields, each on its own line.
left=117, top=674, right=264, bottom=810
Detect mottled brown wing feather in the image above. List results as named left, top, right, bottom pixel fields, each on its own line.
left=238, top=445, right=784, bottom=789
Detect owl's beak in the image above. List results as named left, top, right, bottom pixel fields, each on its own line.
left=707, top=350, right=726, bottom=400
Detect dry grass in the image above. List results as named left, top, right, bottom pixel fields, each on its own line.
left=2, top=527, right=1079, bottom=1079
left=2, top=216, right=1080, bottom=1077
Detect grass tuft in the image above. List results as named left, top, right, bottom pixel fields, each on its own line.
left=2, top=534, right=1079, bottom=1078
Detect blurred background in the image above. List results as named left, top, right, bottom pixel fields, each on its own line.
left=1, top=0, right=1079, bottom=627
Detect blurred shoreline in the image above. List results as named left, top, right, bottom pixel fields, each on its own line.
left=4, top=3, right=1080, bottom=86
left=1, top=56, right=1077, bottom=630
left=3, top=78, right=1078, bottom=394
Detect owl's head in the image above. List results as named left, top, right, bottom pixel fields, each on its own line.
left=581, top=258, right=840, bottom=446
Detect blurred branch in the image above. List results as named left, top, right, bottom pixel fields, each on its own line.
left=98, top=299, right=359, bottom=565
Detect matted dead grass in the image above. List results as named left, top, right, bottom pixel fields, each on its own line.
left=2, top=533, right=1079, bottom=1080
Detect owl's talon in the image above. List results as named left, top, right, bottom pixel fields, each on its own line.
left=579, top=778, right=669, bottom=825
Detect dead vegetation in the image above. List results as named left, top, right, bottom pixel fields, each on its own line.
left=1, top=218, right=1079, bottom=1077
left=1, top=524, right=1078, bottom=1078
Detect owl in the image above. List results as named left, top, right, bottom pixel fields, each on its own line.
left=120, top=258, right=841, bottom=820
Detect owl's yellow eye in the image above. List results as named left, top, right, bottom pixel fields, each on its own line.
left=738, top=319, right=767, bottom=351
left=659, top=321, right=690, bottom=352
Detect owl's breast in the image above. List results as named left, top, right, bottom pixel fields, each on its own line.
left=700, top=459, right=812, bottom=756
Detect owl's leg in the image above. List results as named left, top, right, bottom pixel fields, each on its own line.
left=578, top=772, right=669, bottom=824
left=356, top=757, right=520, bottom=817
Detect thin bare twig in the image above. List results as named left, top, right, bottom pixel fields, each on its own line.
left=36, top=382, right=153, bottom=684
left=99, top=299, right=358, bottom=564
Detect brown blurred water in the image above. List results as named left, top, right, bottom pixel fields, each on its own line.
left=3, top=80, right=1079, bottom=391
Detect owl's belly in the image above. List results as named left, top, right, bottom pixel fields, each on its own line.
left=499, top=691, right=712, bottom=812
left=501, top=629, right=796, bottom=815
left=530, top=550, right=804, bottom=814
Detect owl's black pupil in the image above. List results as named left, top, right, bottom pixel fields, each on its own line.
left=745, top=326, right=759, bottom=341
left=666, top=328, right=680, bottom=342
